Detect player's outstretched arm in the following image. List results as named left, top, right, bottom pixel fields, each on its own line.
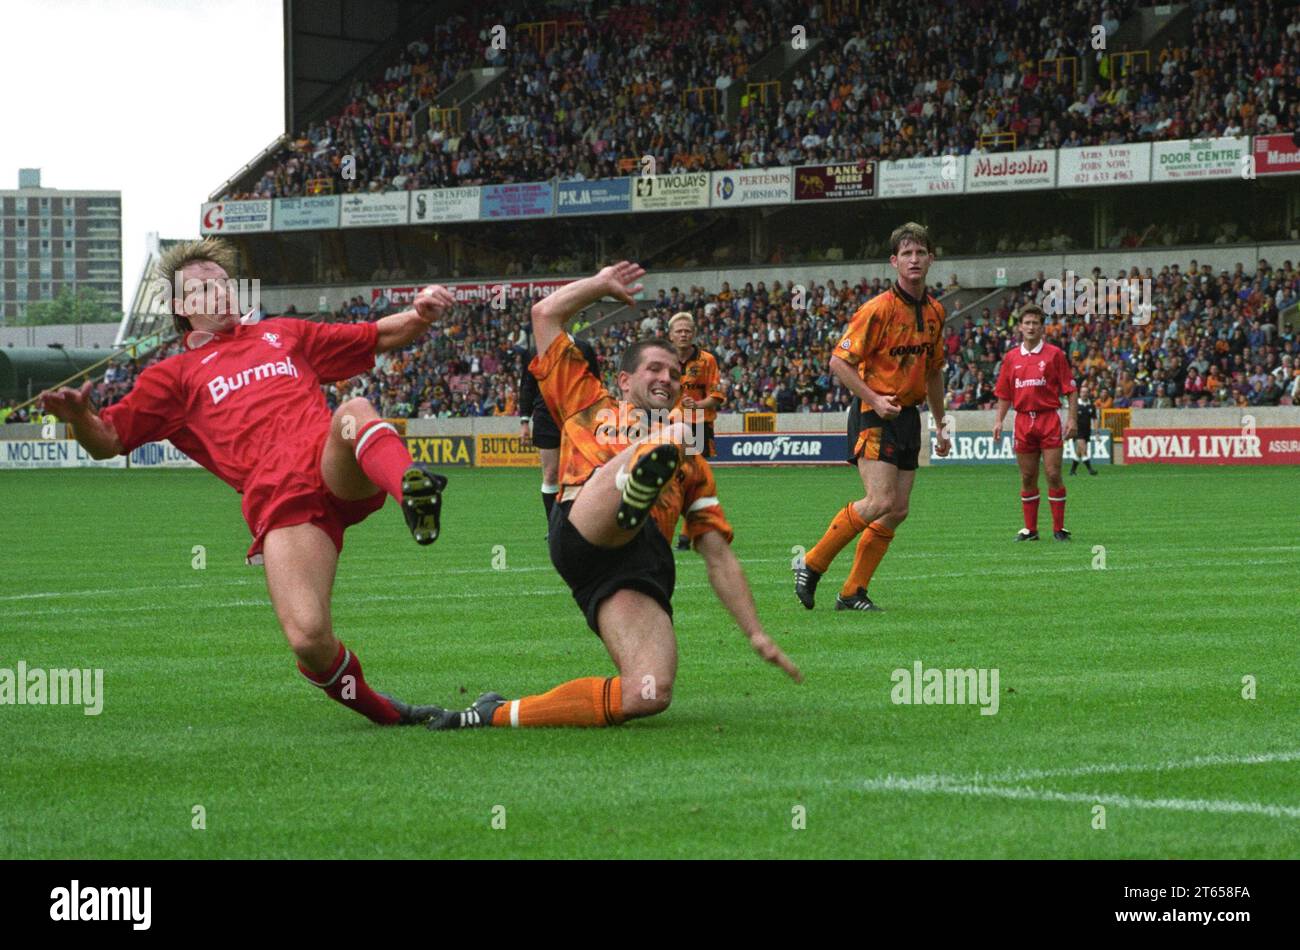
left=530, top=261, right=644, bottom=355
left=374, top=284, right=456, bottom=353
left=38, top=380, right=123, bottom=459
left=695, top=531, right=803, bottom=683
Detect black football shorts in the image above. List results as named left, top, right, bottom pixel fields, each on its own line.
left=548, top=499, right=675, bottom=634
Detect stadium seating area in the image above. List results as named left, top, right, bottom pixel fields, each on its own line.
left=4, top=256, right=1298, bottom=424
left=316, top=259, right=1300, bottom=418
left=226, top=0, right=1299, bottom=200
left=943, top=258, right=1300, bottom=410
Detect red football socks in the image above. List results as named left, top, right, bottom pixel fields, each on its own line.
left=1020, top=490, right=1040, bottom=532
left=298, top=641, right=400, bottom=725
left=1049, top=487, right=1067, bottom=533
left=354, top=419, right=410, bottom=502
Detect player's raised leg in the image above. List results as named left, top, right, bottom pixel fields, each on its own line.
left=1016, top=450, right=1041, bottom=541
left=262, top=522, right=437, bottom=724
left=321, top=396, right=446, bottom=544
left=834, top=460, right=912, bottom=611
left=566, top=423, right=690, bottom=547
left=1043, top=445, right=1069, bottom=540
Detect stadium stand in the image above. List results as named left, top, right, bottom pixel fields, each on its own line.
left=10, top=255, right=1295, bottom=424
left=222, top=0, right=1298, bottom=200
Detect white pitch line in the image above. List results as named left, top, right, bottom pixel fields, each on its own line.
left=0, top=582, right=220, bottom=602
left=857, top=775, right=1300, bottom=820
left=968, top=749, right=1300, bottom=785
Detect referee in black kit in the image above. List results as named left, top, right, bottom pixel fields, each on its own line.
left=1070, top=381, right=1098, bottom=475
left=520, top=332, right=603, bottom=525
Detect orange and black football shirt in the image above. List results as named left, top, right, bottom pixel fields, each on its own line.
left=529, top=334, right=733, bottom=545
left=834, top=282, right=945, bottom=408
left=674, top=345, right=726, bottom=423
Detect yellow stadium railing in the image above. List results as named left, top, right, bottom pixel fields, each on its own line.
left=429, top=106, right=461, bottom=133
left=745, top=81, right=781, bottom=108
left=1105, top=50, right=1151, bottom=79
left=1101, top=408, right=1131, bottom=439
left=682, top=87, right=721, bottom=113
left=517, top=20, right=558, bottom=54
left=977, top=131, right=1017, bottom=152
left=1039, top=56, right=1078, bottom=89
left=374, top=111, right=408, bottom=142
left=745, top=412, right=776, bottom=433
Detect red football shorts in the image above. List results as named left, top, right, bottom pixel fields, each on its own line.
left=1013, top=410, right=1063, bottom=454
left=241, top=424, right=386, bottom=564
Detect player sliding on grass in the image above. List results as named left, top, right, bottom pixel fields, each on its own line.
left=992, top=304, right=1077, bottom=541
left=38, top=237, right=453, bottom=726
left=427, top=261, right=802, bottom=730
left=794, top=222, right=950, bottom=613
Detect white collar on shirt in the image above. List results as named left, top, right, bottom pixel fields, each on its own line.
left=1019, top=339, right=1045, bottom=357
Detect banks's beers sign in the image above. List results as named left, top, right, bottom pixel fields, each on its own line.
left=793, top=162, right=876, bottom=201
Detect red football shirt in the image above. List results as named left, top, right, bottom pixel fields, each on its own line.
left=993, top=340, right=1075, bottom=412
left=100, top=319, right=378, bottom=491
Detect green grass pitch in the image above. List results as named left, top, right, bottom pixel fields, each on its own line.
left=1, top=463, right=1296, bottom=858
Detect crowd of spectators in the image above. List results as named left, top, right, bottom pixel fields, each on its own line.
left=942, top=257, right=1300, bottom=411
left=312, top=256, right=1300, bottom=418
left=226, top=0, right=1300, bottom=202
left=5, top=255, right=1298, bottom=424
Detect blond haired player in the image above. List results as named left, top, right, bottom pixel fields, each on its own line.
left=39, top=238, right=455, bottom=726
left=667, top=310, right=726, bottom=550
left=794, top=223, right=951, bottom=612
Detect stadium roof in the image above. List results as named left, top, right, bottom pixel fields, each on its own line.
left=285, top=0, right=470, bottom=143
left=211, top=0, right=467, bottom=201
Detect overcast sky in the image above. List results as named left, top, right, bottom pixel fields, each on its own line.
left=0, top=0, right=284, bottom=312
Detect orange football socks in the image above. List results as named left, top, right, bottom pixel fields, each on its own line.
left=805, top=503, right=869, bottom=574
left=841, top=521, right=896, bottom=597
left=490, top=676, right=623, bottom=727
